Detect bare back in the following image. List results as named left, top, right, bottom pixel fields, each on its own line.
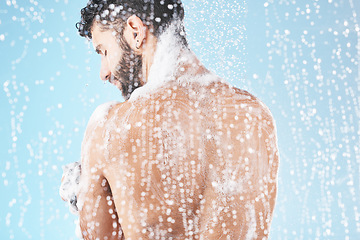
left=79, top=80, right=279, bottom=239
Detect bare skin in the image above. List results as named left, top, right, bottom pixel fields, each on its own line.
left=76, top=16, right=279, bottom=240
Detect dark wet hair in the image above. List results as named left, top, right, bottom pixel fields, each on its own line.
left=76, top=0, right=187, bottom=44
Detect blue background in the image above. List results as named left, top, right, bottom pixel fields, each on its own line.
left=0, top=0, right=359, bottom=239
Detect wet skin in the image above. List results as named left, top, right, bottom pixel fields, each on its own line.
left=76, top=16, right=279, bottom=239
left=78, top=79, right=279, bottom=239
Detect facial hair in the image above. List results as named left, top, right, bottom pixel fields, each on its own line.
left=113, top=35, right=143, bottom=100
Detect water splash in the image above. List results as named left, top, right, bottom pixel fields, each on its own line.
left=0, top=0, right=359, bottom=239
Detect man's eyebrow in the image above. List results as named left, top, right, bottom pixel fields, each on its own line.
left=95, top=45, right=103, bottom=54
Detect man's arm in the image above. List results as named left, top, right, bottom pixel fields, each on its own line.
left=77, top=103, right=124, bottom=240
left=78, top=168, right=123, bottom=239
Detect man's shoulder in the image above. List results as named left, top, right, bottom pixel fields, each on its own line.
left=230, top=85, right=274, bottom=122
left=209, top=82, right=276, bottom=135
left=87, top=101, right=123, bottom=129
left=193, top=81, right=273, bottom=121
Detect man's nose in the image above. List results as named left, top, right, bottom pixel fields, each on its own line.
left=100, top=58, right=111, bottom=81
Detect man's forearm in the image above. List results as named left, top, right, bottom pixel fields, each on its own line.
left=78, top=176, right=124, bottom=240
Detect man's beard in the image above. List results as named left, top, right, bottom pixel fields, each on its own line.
left=113, top=35, right=143, bottom=100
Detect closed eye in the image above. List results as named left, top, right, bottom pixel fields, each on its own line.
left=95, top=49, right=107, bottom=57
left=95, top=45, right=107, bottom=56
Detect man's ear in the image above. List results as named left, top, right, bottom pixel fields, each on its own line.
left=125, top=15, right=145, bottom=51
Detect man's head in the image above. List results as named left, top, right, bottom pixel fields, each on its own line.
left=77, top=0, right=187, bottom=100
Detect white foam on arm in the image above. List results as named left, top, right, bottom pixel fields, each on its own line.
left=59, top=161, right=81, bottom=215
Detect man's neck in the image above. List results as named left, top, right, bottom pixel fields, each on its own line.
left=142, top=26, right=209, bottom=86
left=141, top=32, right=158, bottom=85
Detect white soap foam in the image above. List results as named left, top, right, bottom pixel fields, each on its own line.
left=59, top=161, right=81, bottom=215
left=87, top=101, right=120, bottom=128
left=129, top=21, right=224, bottom=101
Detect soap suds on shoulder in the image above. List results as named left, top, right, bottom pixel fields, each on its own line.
left=87, top=101, right=120, bottom=127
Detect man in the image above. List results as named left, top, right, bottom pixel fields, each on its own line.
left=61, top=0, right=279, bottom=239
